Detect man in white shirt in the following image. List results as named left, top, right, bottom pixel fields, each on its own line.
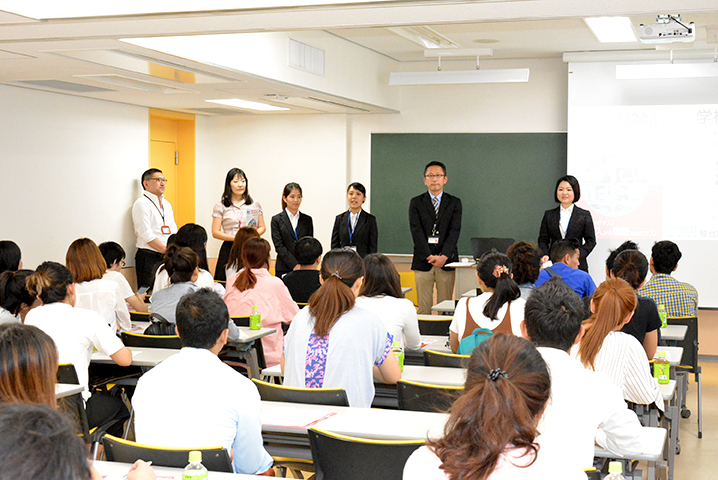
left=132, top=289, right=274, bottom=476
left=521, top=279, right=646, bottom=474
left=132, top=168, right=178, bottom=289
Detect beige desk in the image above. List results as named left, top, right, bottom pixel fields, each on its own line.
left=660, top=324, right=687, bottom=343
left=55, top=383, right=84, bottom=398
left=93, top=460, right=261, bottom=479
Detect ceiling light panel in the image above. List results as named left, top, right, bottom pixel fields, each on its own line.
left=388, top=27, right=461, bottom=49
left=206, top=98, right=290, bottom=111
left=389, top=68, right=530, bottom=86
left=585, top=17, right=637, bottom=43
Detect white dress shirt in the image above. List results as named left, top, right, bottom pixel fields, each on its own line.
left=286, top=208, right=300, bottom=232
left=102, top=270, right=135, bottom=301
left=559, top=204, right=574, bottom=238
left=133, top=347, right=273, bottom=475
left=355, top=295, right=421, bottom=350
left=132, top=191, right=178, bottom=251
left=74, top=278, right=131, bottom=331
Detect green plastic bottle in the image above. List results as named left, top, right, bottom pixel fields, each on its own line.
left=183, top=450, right=208, bottom=480
left=391, top=340, right=404, bottom=372
left=605, top=461, right=626, bottom=480
left=654, top=350, right=670, bottom=385
left=250, top=305, right=261, bottom=330
left=658, top=304, right=667, bottom=328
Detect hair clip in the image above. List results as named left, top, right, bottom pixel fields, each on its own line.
left=330, top=272, right=343, bottom=280
left=487, top=368, right=509, bottom=381
left=492, top=265, right=509, bottom=278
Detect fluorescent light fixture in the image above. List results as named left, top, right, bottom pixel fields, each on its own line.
left=389, top=69, right=529, bottom=86
left=206, top=98, right=289, bottom=111
left=585, top=17, right=637, bottom=43
left=388, top=27, right=461, bottom=50
left=616, top=62, right=718, bottom=79
left=424, top=48, right=493, bottom=58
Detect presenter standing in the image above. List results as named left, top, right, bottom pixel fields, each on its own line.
left=132, top=168, right=177, bottom=289
left=409, top=161, right=462, bottom=314
left=538, top=175, right=596, bottom=272
left=271, top=183, right=313, bottom=278
left=211, top=168, right=265, bottom=281
left=330, top=182, right=378, bottom=259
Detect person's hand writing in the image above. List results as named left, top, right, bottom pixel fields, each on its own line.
left=127, top=460, right=156, bottom=480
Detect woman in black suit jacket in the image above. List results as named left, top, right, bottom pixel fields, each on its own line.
left=271, top=182, right=313, bottom=278
left=538, top=175, right=596, bottom=272
left=331, top=182, right=378, bottom=259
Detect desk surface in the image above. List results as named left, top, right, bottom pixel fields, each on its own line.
left=593, top=427, right=666, bottom=462
left=654, top=346, right=683, bottom=366
left=92, top=346, right=178, bottom=367
left=55, top=383, right=83, bottom=398
left=661, top=324, right=687, bottom=342
left=130, top=324, right=275, bottom=345
left=431, top=300, right=456, bottom=313
left=93, top=460, right=259, bottom=479
left=659, top=379, right=676, bottom=401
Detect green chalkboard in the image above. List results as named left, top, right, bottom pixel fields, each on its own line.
left=370, top=133, right=567, bottom=255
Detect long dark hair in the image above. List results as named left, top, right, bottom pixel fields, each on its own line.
left=234, top=238, right=271, bottom=292
left=281, top=182, right=302, bottom=210
left=309, top=248, right=364, bottom=338
left=359, top=254, right=403, bottom=299
left=428, top=335, right=550, bottom=480
left=26, top=262, right=74, bottom=305
left=221, top=167, right=253, bottom=207
left=476, top=251, right=520, bottom=320
left=611, top=249, right=648, bottom=291
left=173, top=223, right=209, bottom=271
left=227, top=227, right=260, bottom=273
left=0, top=270, right=35, bottom=316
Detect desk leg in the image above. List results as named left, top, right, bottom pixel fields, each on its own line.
left=246, top=348, right=260, bottom=380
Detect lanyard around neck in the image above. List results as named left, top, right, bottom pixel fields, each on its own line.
left=144, top=194, right=166, bottom=225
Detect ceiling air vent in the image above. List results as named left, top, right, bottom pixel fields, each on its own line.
left=288, top=39, right=325, bottom=76
left=12, top=79, right=114, bottom=93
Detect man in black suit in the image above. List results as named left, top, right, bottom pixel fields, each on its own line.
left=409, top=161, right=462, bottom=314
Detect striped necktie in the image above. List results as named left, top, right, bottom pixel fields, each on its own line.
left=432, top=196, right=439, bottom=218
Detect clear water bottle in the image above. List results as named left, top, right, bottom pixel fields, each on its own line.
left=606, top=461, right=626, bottom=480
left=391, top=340, right=404, bottom=372
left=183, top=450, right=208, bottom=480
left=250, top=305, right=261, bottom=330
left=658, top=304, right=667, bottom=328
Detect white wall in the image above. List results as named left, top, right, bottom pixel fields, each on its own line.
left=0, top=84, right=149, bottom=269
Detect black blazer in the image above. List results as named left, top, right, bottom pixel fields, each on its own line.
left=271, top=211, right=313, bottom=277
left=409, top=192, right=462, bottom=272
left=538, top=205, right=596, bottom=272
left=330, top=210, right=378, bottom=259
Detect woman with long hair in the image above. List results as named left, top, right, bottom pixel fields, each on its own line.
left=576, top=278, right=664, bottom=410
left=282, top=248, right=401, bottom=407
left=270, top=182, right=313, bottom=278
left=538, top=175, right=596, bottom=272
left=611, top=248, right=661, bottom=359
left=449, top=251, right=524, bottom=353
left=24, top=261, right=132, bottom=394
left=330, top=182, right=378, bottom=258
left=66, top=238, right=131, bottom=332
left=225, top=226, right=260, bottom=278
left=212, top=168, right=266, bottom=281
left=224, top=238, right=298, bottom=367
left=153, top=223, right=224, bottom=295
left=0, top=323, right=58, bottom=408
left=404, top=334, right=554, bottom=479
left=0, top=270, right=40, bottom=324
left=355, top=254, right=420, bottom=350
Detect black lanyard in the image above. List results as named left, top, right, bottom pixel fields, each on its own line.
left=144, top=194, right=166, bottom=226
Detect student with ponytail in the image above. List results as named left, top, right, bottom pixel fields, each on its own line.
left=282, top=248, right=401, bottom=407
left=24, top=261, right=132, bottom=395
left=449, top=251, right=524, bottom=353
left=611, top=248, right=661, bottom=359
left=224, top=237, right=298, bottom=367
left=404, top=334, right=561, bottom=480
left=576, top=278, right=663, bottom=410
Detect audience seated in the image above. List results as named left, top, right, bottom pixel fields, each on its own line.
left=449, top=251, right=524, bottom=353
left=282, top=248, right=401, bottom=408
left=153, top=224, right=224, bottom=296
left=521, top=279, right=646, bottom=473
left=99, top=241, right=148, bottom=313
left=575, top=278, right=664, bottom=411
left=224, top=227, right=260, bottom=279
left=356, top=253, right=421, bottom=350
left=281, top=236, right=322, bottom=304
left=150, top=245, right=199, bottom=324
left=535, top=238, right=596, bottom=298
left=0, top=240, right=22, bottom=273
left=133, top=289, right=274, bottom=476
left=24, top=261, right=132, bottom=395
left=0, top=269, right=39, bottom=324
left=0, top=323, right=58, bottom=408
left=0, top=403, right=155, bottom=480
left=66, top=238, right=131, bottom=332
left=637, top=240, right=698, bottom=317
left=225, top=238, right=298, bottom=367
left=404, top=335, right=578, bottom=479
left=506, top=241, right=542, bottom=300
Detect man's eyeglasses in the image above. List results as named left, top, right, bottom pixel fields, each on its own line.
left=149, top=177, right=168, bottom=183
left=424, top=174, right=444, bottom=179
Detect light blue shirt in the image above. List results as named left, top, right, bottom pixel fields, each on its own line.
left=429, top=191, right=443, bottom=207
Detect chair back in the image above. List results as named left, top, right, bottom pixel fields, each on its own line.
left=417, top=316, right=452, bottom=335
left=231, top=316, right=250, bottom=327
left=397, top=379, right=462, bottom=413
left=57, top=363, right=80, bottom=384
left=120, top=331, right=182, bottom=349
left=129, top=311, right=152, bottom=323
left=252, top=379, right=349, bottom=406
left=667, top=316, right=698, bottom=370
left=102, top=434, right=233, bottom=472
left=398, top=271, right=418, bottom=308
left=423, top=349, right=469, bottom=368
left=470, top=237, right=515, bottom=260
left=308, top=428, right=424, bottom=480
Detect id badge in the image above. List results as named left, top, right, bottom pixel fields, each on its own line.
left=428, top=236, right=439, bottom=244
left=349, top=246, right=357, bottom=252
left=161, top=225, right=171, bottom=235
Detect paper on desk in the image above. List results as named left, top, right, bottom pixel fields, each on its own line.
left=237, top=328, right=249, bottom=340
left=263, top=406, right=337, bottom=428
left=91, top=350, right=141, bottom=362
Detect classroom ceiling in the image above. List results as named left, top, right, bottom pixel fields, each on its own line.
left=1, top=0, right=717, bottom=115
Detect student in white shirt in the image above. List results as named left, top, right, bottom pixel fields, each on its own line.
left=356, top=253, right=421, bottom=350
left=522, top=278, right=646, bottom=474
left=98, top=241, right=148, bottom=313
left=66, top=238, right=131, bottom=332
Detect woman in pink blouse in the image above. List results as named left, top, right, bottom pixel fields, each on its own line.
left=212, top=168, right=266, bottom=281
left=224, top=238, right=298, bottom=367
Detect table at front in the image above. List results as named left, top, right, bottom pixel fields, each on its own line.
left=93, top=460, right=261, bottom=479
left=445, top=261, right=478, bottom=301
